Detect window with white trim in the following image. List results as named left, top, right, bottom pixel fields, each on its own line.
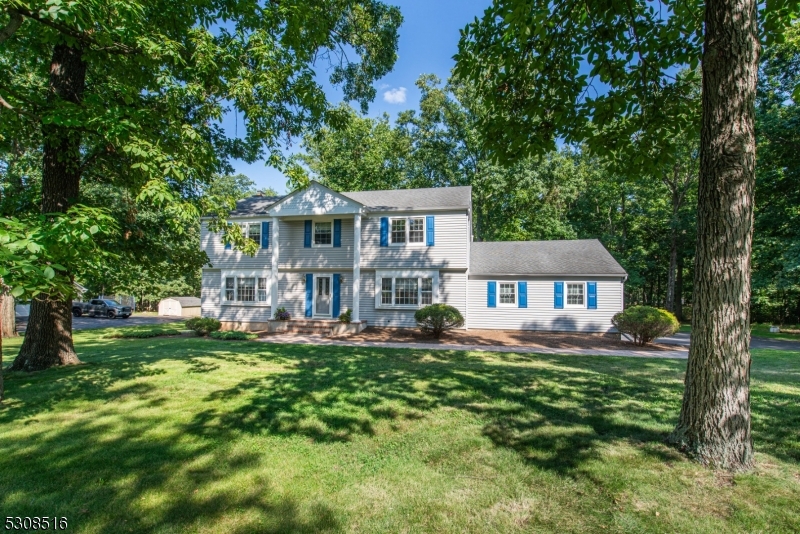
left=222, top=272, right=270, bottom=304
left=389, top=217, right=425, bottom=245
left=499, top=283, right=516, bottom=305
left=567, top=283, right=585, bottom=306
left=225, top=222, right=264, bottom=248
left=421, top=278, right=433, bottom=304
left=314, top=221, right=332, bottom=246
left=381, top=278, right=393, bottom=305
left=376, top=272, right=438, bottom=308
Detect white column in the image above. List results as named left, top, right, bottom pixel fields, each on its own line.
left=271, top=217, right=280, bottom=313
left=352, top=212, right=361, bottom=322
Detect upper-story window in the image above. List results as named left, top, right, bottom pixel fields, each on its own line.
left=390, top=217, right=425, bottom=245
left=224, top=222, right=262, bottom=249
left=314, top=221, right=332, bottom=247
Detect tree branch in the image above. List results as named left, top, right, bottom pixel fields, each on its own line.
left=11, top=8, right=139, bottom=55
left=0, top=9, right=23, bottom=44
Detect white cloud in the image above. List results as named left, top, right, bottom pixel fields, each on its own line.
left=383, top=87, right=407, bottom=104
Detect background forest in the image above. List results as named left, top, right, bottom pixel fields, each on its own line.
left=2, top=27, right=798, bottom=323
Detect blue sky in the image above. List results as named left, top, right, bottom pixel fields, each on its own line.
left=224, top=0, right=492, bottom=194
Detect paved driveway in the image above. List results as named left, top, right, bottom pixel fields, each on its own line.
left=655, top=332, right=800, bottom=352
left=15, top=314, right=186, bottom=331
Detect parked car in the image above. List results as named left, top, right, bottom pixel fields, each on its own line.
left=72, top=299, right=132, bottom=319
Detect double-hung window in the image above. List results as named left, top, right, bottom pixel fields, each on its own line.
left=499, top=283, right=516, bottom=305
left=376, top=271, right=438, bottom=308
left=225, top=222, right=263, bottom=248
left=389, top=217, right=425, bottom=245
left=222, top=272, right=270, bottom=304
left=566, top=283, right=585, bottom=307
left=314, top=221, right=332, bottom=246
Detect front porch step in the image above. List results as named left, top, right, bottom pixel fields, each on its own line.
left=267, top=319, right=368, bottom=337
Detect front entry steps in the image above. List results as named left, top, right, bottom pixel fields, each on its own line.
left=267, top=319, right=368, bottom=337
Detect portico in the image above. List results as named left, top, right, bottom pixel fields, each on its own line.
left=265, top=182, right=366, bottom=330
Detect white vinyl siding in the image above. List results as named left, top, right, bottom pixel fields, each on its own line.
left=278, top=219, right=354, bottom=269
left=202, top=269, right=272, bottom=322
left=467, top=277, right=623, bottom=333
left=362, top=270, right=466, bottom=328
left=201, top=220, right=272, bottom=270
left=361, top=211, right=468, bottom=269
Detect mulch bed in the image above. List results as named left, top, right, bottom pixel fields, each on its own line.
left=346, top=327, right=679, bottom=351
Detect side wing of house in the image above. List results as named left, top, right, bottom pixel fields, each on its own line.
left=466, top=240, right=627, bottom=333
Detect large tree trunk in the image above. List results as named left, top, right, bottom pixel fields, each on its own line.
left=668, top=0, right=758, bottom=470
left=675, top=252, right=685, bottom=322
left=1, top=295, right=15, bottom=338
left=11, top=43, right=86, bottom=372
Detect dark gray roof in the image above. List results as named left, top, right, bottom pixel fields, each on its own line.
left=229, top=195, right=284, bottom=216
left=342, top=186, right=472, bottom=211
left=164, top=297, right=201, bottom=307
left=470, top=239, right=627, bottom=276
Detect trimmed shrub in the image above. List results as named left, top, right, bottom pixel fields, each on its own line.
left=274, top=307, right=291, bottom=321
left=209, top=330, right=256, bottom=340
left=414, top=304, right=465, bottom=338
left=339, top=308, right=352, bottom=324
left=185, top=317, right=222, bottom=336
left=612, top=306, right=679, bottom=346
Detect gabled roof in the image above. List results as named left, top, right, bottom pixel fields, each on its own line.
left=470, top=239, right=627, bottom=276
left=266, top=181, right=364, bottom=216
left=342, top=186, right=472, bottom=211
left=224, top=183, right=472, bottom=217
left=230, top=195, right=284, bottom=216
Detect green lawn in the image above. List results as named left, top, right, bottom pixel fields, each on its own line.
left=679, top=322, right=800, bottom=341
left=1, top=329, right=799, bottom=533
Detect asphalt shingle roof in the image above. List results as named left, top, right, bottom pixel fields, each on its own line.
left=229, top=195, right=284, bottom=216
left=470, top=239, right=627, bottom=276
left=341, top=186, right=472, bottom=211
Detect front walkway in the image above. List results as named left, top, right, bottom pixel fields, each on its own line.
left=256, top=334, right=690, bottom=359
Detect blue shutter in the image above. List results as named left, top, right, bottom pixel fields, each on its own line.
left=332, top=274, right=341, bottom=317
left=261, top=221, right=270, bottom=249
left=426, top=216, right=435, bottom=246
left=333, top=219, right=342, bottom=247
left=304, top=220, right=312, bottom=248
left=487, top=281, right=496, bottom=308
left=518, top=282, right=527, bottom=308
left=224, top=224, right=232, bottom=250
left=554, top=282, right=564, bottom=309
left=305, top=274, right=313, bottom=317
left=380, top=217, right=389, bottom=247
left=587, top=282, right=597, bottom=309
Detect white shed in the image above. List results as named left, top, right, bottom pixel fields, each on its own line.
left=158, top=297, right=202, bottom=317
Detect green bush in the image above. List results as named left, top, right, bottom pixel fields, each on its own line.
left=185, top=317, right=222, bottom=336
left=612, top=306, right=679, bottom=346
left=414, top=304, right=465, bottom=338
left=339, top=308, right=352, bottom=324
left=209, top=330, right=256, bottom=341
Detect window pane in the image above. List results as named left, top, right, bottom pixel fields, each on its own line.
left=567, top=283, right=584, bottom=305
left=238, top=277, right=255, bottom=302
left=225, top=277, right=235, bottom=301
left=421, top=277, right=433, bottom=304
left=409, top=218, right=424, bottom=243
left=314, top=222, right=332, bottom=245
left=381, top=278, right=393, bottom=305
left=395, top=278, right=418, bottom=305
left=391, top=219, right=406, bottom=243
left=499, top=283, right=516, bottom=304
left=248, top=223, right=261, bottom=244
left=257, top=277, right=268, bottom=302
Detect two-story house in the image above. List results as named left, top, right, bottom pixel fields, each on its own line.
left=200, top=182, right=627, bottom=333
